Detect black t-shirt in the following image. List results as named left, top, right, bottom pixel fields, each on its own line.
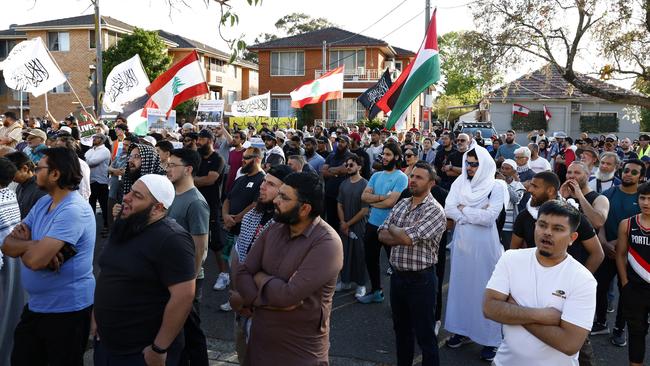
left=513, top=209, right=596, bottom=265
left=434, top=147, right=461, bottom=186
left=94, top=217, right=196, bottom=354
left=197, top=152, right=225, bottom=208
left=227, top=171, right=265, bottom=234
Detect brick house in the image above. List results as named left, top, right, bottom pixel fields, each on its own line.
left=0, top=14, right=258, bottom=120
left=248, top=27, right=418, bottom=127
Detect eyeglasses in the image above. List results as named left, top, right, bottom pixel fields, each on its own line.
left=128, top=154, right=141, bottom=160
left=34, top=165, right=50, bottom=173
left=624, top=168, right=640, bottom=176
left=465, top=161, right=480, bottom=168
left=242, top=155, right=258, bottom=160
left=166, top=162, right=187, bottom=169
left=345, top=163, right=355, bottom=168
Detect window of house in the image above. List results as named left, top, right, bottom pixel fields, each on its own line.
left=329, top=49, right=365, bottom=73
left=51, top=73, right=71, bottom=93
left=226, top=90, right=237, bottom=104
left=271, top=51, right=304, bottom=76
left=0, top=40, right=7, bottom=59
left=394, top=60, right=403, bottom=71
left=271, top=98, right=294, bottom=117
left=48, top=32, right=70, bottom=51
left=12, top=90, right=28, bottom=101
left=107, top=31, right=121, bottom=48
left=89, top=30, right=96, bottom=49
left=0, top=74, right=6, bottom=95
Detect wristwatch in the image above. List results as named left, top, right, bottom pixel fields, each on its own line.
left=151, top=343, right=168, bottom=354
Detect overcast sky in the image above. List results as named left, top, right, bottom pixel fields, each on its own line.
left=0, top=0, right=630, bottom=87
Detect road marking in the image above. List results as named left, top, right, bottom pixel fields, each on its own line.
left=332, top=299, right=359, bottom=311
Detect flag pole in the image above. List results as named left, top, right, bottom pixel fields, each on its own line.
left=19, top=91, right=23, bottom=121
left=44, top=91, right=48, bottom=116
left=321, top=40, right=326, bottom=127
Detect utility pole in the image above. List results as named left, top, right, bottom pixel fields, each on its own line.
left=94, top=0, right=104, bottom=117
left=322, top=40, right=326, bottom=126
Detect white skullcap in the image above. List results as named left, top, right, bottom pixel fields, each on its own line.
left=59, top=126, right=72, bottom=134
left=502, top=159, right=517, bottom=169
left=138, top=174, right=175, bottom=209
left=143, top=135, right=157, bottom=146
left=182, top=123, right=194, bottom=130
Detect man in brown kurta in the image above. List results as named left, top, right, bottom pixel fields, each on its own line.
left=235, top=172, right=343, bottom=366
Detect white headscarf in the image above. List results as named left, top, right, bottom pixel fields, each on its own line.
left=448, top=142, right=499, bottom=207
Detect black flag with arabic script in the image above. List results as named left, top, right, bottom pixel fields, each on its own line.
left=357, top=68, right=392, bottom=120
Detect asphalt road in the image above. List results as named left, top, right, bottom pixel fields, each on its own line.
left=91, top=220, right=640, bottom=365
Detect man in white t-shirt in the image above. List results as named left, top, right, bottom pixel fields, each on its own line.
left=528, top=143, right=552, bottom=174
left=483, top=199, right=596, bottom=366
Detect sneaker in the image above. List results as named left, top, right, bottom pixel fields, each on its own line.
left=219, top=301, right=232, bottom=312
left=355, top=286, right=366, bottom=298
left=610, top=327, right=627, bottom=347
left=445, top=334, right=473, bottom=348
left=435, top=320, right=441, bottom=336
left=213, top=272, right=230, bottom=291
left=607, top=301, right=615, bottom=313
left=480, top=346, right=498, bottom=361
left=357, top=290, right=384, bottom=304
left=590, top=322, right=609, bottom=335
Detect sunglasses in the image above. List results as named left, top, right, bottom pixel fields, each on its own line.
left=345, top=163, right=355, bottom=168
left=624, top=168, right=640, bottom=176
left=465, top=161, right=480, bottom=168
left=456, top=139, right=468, bottom=143
left=242, top=155, right=258, bottom=160
left=405, top=153, right=415, bottom=157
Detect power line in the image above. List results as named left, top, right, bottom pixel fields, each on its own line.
left=329, top=0, right=411, bottom=45
left=381, top=9, right=425, bottom=39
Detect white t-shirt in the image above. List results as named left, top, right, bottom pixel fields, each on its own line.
left=529, top=157, right=552, bottom=174
left=486, top=248, right=596, bottom=366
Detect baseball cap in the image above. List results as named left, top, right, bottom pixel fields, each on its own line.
left=275, top=131, right=286, bottom=141
left=337, top=135, right=351, bottom=144
left=27, top=129, right=47, bottom=141
left=605, top=134, right=617, bottom=141
left=58, top=126, right=72, bottom=135
left=348, top=132, right=361, bottom=143
left=639, top=134, right=650, bottom=141
left=263, top=131, right=276, bottom=140
left=137, top=174, right=175, bottom=209
left=198, top=129, right=214, bottom=140
left=641, top=156, right=650, bottom=163
left=182, top=123, right=194, bottom=130
left=553, top=131, right=567, bottom=139
left=576, top=147, right=598, bottom=160
left=371, top=128, right=380, bottom=135
left=317, top=136, right=328, bottom=144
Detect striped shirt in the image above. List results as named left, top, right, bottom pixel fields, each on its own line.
left=0, top=187, right=21, bottom=269
left=379, top=193, right=446, bottom=271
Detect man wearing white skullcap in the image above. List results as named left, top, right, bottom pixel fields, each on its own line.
left=94, top=174, right=196, bottom=365
left=498, top=159, right=526, bottom=250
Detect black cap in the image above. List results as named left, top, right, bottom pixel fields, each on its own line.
left=198, top=129, right=214, bottom=140
left=65, top=115, right=76, bottom=122
left=317, top=136, right=328, bottom=143
left=263, top=131, right=276, bottom=140
left=336, top=135, right=351, bottom=144
left=640, top=134, right=650, bottom=141
left=267, top=164, right=293, bottom=182
left=371, top=128, right=381, bottom=135
left=304, top=136, right=317, bottom=144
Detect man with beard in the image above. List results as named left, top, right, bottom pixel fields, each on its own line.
left=316, top=136, right=331, bottom=160
left=261, top=132, right=285, bottom=171
left=560, top=162, right=609, bottom=231
left=94, top=174, right=196, bottom=366
left=495, top=130, right=521, bottom=161
left=619, top=137, right=638, bottom=161
left=434, top=133, right=460, bottom=190
left=579, top=147, right=599, bottom=175
left=358, top=143, right=408, bottom=304
left=443, top=146, right=505, bottom=362
left=166, top=149, right=210, bottom=366
left=304, top=137, right=325, bottom=174
left=366, top=128, right=384, bottom=172
left=484, top=200, right=597, bottom=366
left=588, top=152, right=621, bottom=193
left=322, top=135, right=354, bottom=231
left=349, top=132, right=371, bottom=179
left=378, top=162, right=446, bottom=366
left=0, top=111, right=23, bottom=148
left=119, top=143, right=166, bottom=198
left=219, top=147, right=265, bottom=303
left=234, top=172, right=343, bottom=365
left=183, top=132, right=199, bottom=150
left=225, top=130, right=247, bottom=194
left=228, top=164, right=293, bottom=363
left=2, top=147, right=96, bottom=366
left=592, top=159, right=645, bottom=345
left=86, top=133, right=111, bottom=237
left=193, top=129, right=227, bottom=291
left=637, top=134, right=650, bottom=157
left=4, top=151, right=47, bottom=219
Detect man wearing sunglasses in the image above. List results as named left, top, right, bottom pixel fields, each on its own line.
left=594, top=158, right=646, bottom=346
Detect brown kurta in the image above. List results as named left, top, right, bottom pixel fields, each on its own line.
left=236, top=217, right=343, bottom=366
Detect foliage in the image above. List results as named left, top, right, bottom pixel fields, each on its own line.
left=356, top=119, right=385, bottom=131
left=102, top=28, right=172, bottom=85
left=214, top=0, right=263, bottom=63
left=637, top=78, right=650, bottom=131
left=471, top=0, right=650, bottom=109
left=511, top=111, right=546, bottom=132
left=242, top=33, right=277, bottom=63
left=433, top=95, right=475, bottom=123
left=293, top=105, right=314, bottom=129
left=579, top=114, right=619, bottom=133
left=175, top=99, right=198, bottom=121
left=437, top=31, right=503, bottom=104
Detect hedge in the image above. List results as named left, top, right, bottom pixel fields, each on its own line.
left=579, top=115, right=619, bottom=133
left=511, top=110, right=547, bottom=132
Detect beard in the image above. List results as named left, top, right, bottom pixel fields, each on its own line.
left=531, top=194, right=548, bottom=207
left=241, top=162, right=253, bottom=174
left=274, top=203, right=301, bottom=224
left=305, top=149, right=314, bottom=158
left=127, top=167, right=141, bottom=181
left=382, top=159, right=397, bottom=171
left=539, top=249, right=552, bottom=257
left=110, top=204, right=155, bottom=243
left=197, top=144, right=210, bottom=156
left=595, top=169, right=615, bottom=181
left=622, top=179, right=636, bottom=187
left=506, top=138, right=514, bottom=144
left=255, top=199, right=275, bottom=213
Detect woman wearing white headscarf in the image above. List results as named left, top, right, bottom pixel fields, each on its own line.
left=443, top=142, right=507, bottom=361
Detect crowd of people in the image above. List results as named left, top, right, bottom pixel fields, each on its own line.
left=0, top=108, right=649, bottom=366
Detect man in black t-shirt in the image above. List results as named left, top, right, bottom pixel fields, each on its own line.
left=194, top=129, right=227, bottom=291
left=94, top=175, right=195, bottom=365
left=434, top=133, right=463, bottom=190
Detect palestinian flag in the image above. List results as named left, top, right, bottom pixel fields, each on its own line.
left=385, top=10, right=440, bottom=129
left=146, top=50, right=208, bottom=117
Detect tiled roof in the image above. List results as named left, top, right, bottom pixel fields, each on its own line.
left=0, top=28, right=26, bottom=37
left=249, top=27, right=391, bottom=50
left=16, top=15, right=134, bottom=32
left=393, top=45, right=416, bottom=57
left=489, top=65, right=644, bottom=101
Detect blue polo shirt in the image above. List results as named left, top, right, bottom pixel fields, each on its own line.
left=22, top=191, right=96, bottom=313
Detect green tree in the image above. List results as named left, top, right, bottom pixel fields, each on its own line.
left=638, top=78, right=650, bottom=131
left=102, top=28, right=173, bottom=85
left=274, top=13, right=335, bottom=35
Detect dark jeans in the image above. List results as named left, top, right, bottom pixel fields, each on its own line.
left=390, top=267, right=439, bottom=366
left=93, top=337, right=183, bottom=366
left=435, top=231, right=448, bottom=322
left=89, top=182, right=109, bottom=227
left=594, top=258, right=624, bottom=329
left=364, top=223, right=392, bottom=293
left=179, top=279, right=209, bottom=366
left=11, top=304, right=92, bottom=366
left=621, top=281, right=650, bottom=364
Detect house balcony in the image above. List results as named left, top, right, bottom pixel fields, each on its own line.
left=315, top=68, right=383, bottom=82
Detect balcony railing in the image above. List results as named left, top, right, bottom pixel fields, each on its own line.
left=315, top=68, right=381, bottom=82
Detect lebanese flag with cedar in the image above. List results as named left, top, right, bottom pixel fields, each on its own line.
left=544, top=104, right=552, bottom=122
left=290, top=66, right=344, bottom=108
left=146, top=50, right=208, bottom=117
left=512, top=103, right=530, bottom=116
